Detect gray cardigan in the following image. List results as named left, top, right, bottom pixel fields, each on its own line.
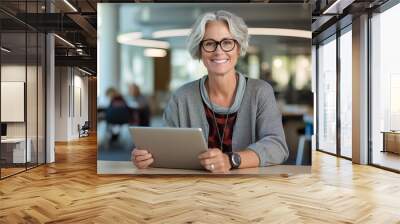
left=163, top=77, right=289, bottom=166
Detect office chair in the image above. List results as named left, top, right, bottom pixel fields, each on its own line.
left=295, top=135, right=312, bottom=165
left=105, top=103, right=132, bottom=142
left=78, top=121, right=90, bottom=138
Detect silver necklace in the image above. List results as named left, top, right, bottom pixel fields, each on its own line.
left=209, top=101, right=230, bottom=151
left=207, top=75, right=237, bottom=151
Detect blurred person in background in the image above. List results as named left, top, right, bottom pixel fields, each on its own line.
left=105, top=87, right=132, bottom=141
left=125, top=83, right=151, bottom=126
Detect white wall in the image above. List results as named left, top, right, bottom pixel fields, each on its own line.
left=72, top=73, right=89, bottom=138
left=1, top=65, right=26, bottom=130
left=55, top=67, right=89, bottom=141
left=55, top=67, right=68, bottom=141
left=1, top=65, right=36, bottom=137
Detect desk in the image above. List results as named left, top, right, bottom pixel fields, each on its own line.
left=1, top=138, right=31, bottom=163
left=381, top=131, right=400, bottom=154
left=97, top=160, right=311, bottom=175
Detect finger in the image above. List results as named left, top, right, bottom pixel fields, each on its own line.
left=209, top=148, right=222, bottom=157
left=131, top=149, right=135, bottom=161
left=131, top=148, right=139, bottom=159
left=133, top=149, right=149, bottom=156
left=135, top=153, right=152, bottom=162
left=133, top=157, right=138, bottom=166
left=131, top=155, right=136, bottom=166
left=199, top=157, right=214, bottom=170
left=200, top=158, right=213, bottom=167
left=198, top=149, right=220, bottom=159
left=201, top=153, right=225, bottom=165
left=199, top=158, right=208, bottom=169
left=210, top=162, right=230, bottom=173
left=144, top=158, right=154, bottom=168
left=198, top=152, right=208, bottom=160
left=198, top=149, right=214, bottom=159
left=200, top=158, right=220, bottom=171
left=207, top=156, right=230, bottom=173
left=131, top=148, right=136, bottom=159
left=136, top=158, right=154, bottom=169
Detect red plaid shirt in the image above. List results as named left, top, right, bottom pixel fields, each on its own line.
left=203, top=102, right=237, bottom=153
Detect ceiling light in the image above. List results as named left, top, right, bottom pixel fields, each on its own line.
left=322, top=0, right=355, bottom=15
left=1, top=47, right=11, bottom=53
left=150, top=28, right=311, bottom=39
left=273, top=58, right=283, bottom=68
left=323, top=0, right=340, bottom=14
left=63, top=0, right=78, bottom=12
left=248, top=28, right=311, bottom=39
left=152, top=29, right=191, bottom=38
left=117, top=32, right=142, bottom=43
left=118, top=38, right=170, bottom=49
left=144, top=48, right=167, bottom=57
left=54, top=34, right=75, bottom=48
left=78, top=67, right=92, bottom=76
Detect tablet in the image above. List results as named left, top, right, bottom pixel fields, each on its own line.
left=129, top=127, right=208, bottom=170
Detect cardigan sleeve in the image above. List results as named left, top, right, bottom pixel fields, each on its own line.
left=162, top=93, right=179, bottom=127
left=246, top=83, right=289, bottom=166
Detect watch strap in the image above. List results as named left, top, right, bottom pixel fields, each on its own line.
left=226, top=152, right=240, bottom=169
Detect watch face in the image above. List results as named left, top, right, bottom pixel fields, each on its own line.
left=231, top=153, right=241, bottom=167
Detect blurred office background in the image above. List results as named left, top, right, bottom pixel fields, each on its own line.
left=97, top=3, right=313, bottom=165
left=0, top=0, right=398, bottom=181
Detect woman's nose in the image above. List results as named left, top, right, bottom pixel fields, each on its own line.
left=214, top=44, right=224, bottom=54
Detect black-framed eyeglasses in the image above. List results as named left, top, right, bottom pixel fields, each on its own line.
left=200, top=38, right=237, bottom=53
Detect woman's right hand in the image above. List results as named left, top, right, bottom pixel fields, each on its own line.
left=131, top=148, right=154, bottom=169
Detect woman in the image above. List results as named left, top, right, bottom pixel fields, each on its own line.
left=132, top=10, right=289, bottom=173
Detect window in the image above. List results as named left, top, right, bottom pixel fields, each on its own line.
left=170, top=49, right=206, bottom=91
left=370, top=2, right=400, bottom=171
left=317, top=36, right=337, bottom=154
left=0, top=2, right=46, bottom=179
left=339, top=28, right=352, bottom=158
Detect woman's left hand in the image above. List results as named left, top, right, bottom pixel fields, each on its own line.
left=198, top=148, right=231, bottom=173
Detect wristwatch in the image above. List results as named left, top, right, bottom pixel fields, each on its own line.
left=226, top=152, right=241, bottom=169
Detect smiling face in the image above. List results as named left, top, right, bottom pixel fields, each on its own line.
left=200, top=20, right=240, bottom=77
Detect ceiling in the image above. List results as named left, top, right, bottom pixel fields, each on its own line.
left=0, top=0, right=388, bottom=75
left=119, top=3, right=310, bottom=29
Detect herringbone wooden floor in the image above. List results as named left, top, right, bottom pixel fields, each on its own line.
left=1, top=135, right=400, bottom=224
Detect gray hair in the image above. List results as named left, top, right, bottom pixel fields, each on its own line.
left=187, top=10, right=249, bottom=60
